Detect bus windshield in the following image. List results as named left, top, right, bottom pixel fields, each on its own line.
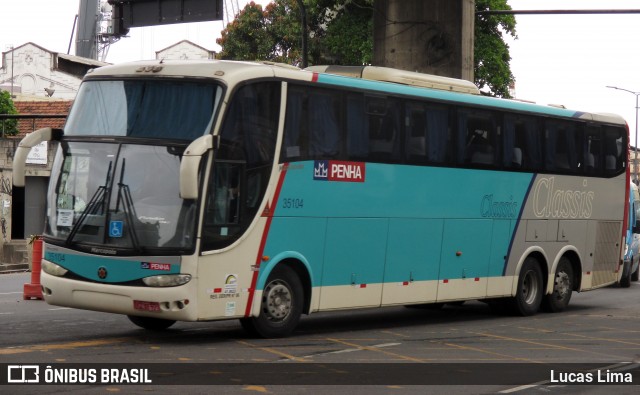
left=45, top=142, right=196, bottom=255
left=65, top=79, right=222, bottom=140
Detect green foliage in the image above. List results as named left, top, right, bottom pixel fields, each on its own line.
left=475, top=0, right=516, bottom=97
left=217, top=0, right=373, bottom=65
left=0, top=90, right=18, bottom=137
left=218, top=0, right=515, bottom=97
left=317, top=1, right=373, bottom=65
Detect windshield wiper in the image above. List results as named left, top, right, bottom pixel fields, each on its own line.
left=114, top=158, right=141, bottom=251
left=65, top=161, right=112, bottom=245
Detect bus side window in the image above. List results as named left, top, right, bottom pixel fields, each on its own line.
left=346, top=93, right=369, bottom=159
left=503, top=115, right=542, bottom=170
left=545, top=120, right=582, bottom=174
left=406, top=104, right=427, bottom=162
left=603, top=126, right=626, bottom=174
left=405, top=102, right=449, bottom=165
left=458, top=109, right=497, bottom=167
left=308, top=91, right=342, bottom=159
left=281, top=89, right=307, bottom=162
left=585, top=127, right=602, bottom=175
left=367, top=97, right=401, bottom=162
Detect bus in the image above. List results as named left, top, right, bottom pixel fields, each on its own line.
left=13, top=60, right=629, bottom=338
left=621, top=180, right=640, bottom=287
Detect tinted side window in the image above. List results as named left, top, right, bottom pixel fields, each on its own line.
left=405, top=102, right=450, bottom=164
left=457, top=109, right=499, bottom=168
left=545, top=120, right=582, bottom=174
left=281, top=86, right=344, bottom=162
left=202, top=82, right=280, bottom=251
left=603, top=125, right=626, bottom=175
left=503, top=114, right=542, bottom=171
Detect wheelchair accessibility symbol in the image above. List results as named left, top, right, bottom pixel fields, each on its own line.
left=109, top=221, right=124, bottom=238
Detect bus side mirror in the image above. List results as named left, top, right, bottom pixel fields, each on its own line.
left=180, top=134, right=214, bottom=200
left=13, top=127, right=62, bottom=187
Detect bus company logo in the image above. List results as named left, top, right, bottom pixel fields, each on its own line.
left=141, top=262, right=171, bottom=271
left=97, top=266, right=108, bottom=279
left=313, top=160, right=365, bottom=182
left=481, top=194, right=518, bottom=218
left=532, top=176, right=594, bottom=219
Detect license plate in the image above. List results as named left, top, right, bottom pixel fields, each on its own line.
left=133, top=300, right=161, bottom=312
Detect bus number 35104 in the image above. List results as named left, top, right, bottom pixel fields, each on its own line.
left=282, top=198, right=304, bottom=209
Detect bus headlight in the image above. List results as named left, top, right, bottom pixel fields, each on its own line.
left=142, top=274, right=192, bottom=287
left=42, top=260, right=69, bottom=277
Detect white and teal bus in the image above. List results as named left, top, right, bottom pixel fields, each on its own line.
left=13, top=61, right=629, bottom=338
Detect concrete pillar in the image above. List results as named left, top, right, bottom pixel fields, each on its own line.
left=373, top=0, right=475, bottom=82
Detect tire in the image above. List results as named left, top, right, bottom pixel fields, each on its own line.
left=632, top=262, right=639, bottom=282
left=127, top=315, right=176, bottom=331
left=404, top=303, right=444, bottom=310
left=510, top=257, right=543, bottom=316
left=543, top=257, right=574, bottom=311
left=620, top=260, right=632, bottom=288
left=240, top=265, right=303, bottom=338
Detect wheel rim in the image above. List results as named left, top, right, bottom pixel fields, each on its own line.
left=555, top=271, right=571, bottom=299
left=521, top=269, right=540, bottom=305
left=262, top=280, right=292, bottom=322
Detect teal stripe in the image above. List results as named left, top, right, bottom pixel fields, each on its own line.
left=44, top=251, right=180, bottom=283
left=315, top=73, right=580, bottom=118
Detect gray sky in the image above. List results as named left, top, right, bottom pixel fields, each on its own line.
left=2, top=0, right=640, bottom=145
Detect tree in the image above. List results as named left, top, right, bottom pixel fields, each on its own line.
left=217, top=0, right=515, bottom=97
left=217, top=0, right=373, bottom=65
left=474, top=0, right=516, bottom=97
left=0, top=90, right=18, bottom=137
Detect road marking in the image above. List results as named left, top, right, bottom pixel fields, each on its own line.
left=304, top=342, right=401, bottom=358
left=0, top=291, right=23, bottom=295
left=442, top=341, right=542, bottom=363
left=235, top=340, right=309, bottom=362
left=473, top=331, right=629, bottom=360
left=565, top=332, right=640, bottom=347
left=326, top=338, right=426, bottom=362
left=48, top=307, right=72, bottom=311
left=0, top=338, right=131, bottom=355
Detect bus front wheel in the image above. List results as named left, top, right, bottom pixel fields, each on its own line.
left=542, top=257, right=574, bottom=311
left=240, top=265, right=303, bottom=338
left=127, top=315, right=176, bottom=331
left=511, top=257, right=543, bottom=316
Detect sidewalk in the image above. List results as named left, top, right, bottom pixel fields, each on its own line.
left=0, top=261, right=30, bottom=274
left=1, top=239, right=31, bottom=274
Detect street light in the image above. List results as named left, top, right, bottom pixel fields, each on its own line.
left=607, top=85, right=640, bottom=184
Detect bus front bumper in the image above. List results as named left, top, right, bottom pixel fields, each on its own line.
left=40, top=270, right=198, bottom=322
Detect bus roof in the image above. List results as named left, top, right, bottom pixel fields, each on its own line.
left=305, top=65, right=481, bottom=95
left=84, top=60, right=627, bottom=126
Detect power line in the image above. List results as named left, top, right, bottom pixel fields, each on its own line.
left=476, top=9, right=640, bottom=16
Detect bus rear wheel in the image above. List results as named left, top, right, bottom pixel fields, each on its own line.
left=240, top=265, right=303, bottom=338
left=127, top=315, right=176, bottom=331
left=542, top=257, right=574, bottom=311
left=511, top=257, right=543, bottom=316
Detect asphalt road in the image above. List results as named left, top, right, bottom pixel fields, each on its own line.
left=1, top=271, right=639, bottom=394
